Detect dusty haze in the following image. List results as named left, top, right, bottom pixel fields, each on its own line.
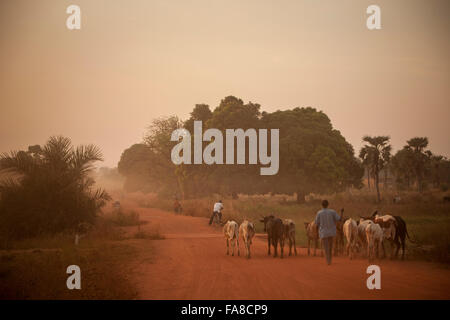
left=1, top=0, right=449, bottom=166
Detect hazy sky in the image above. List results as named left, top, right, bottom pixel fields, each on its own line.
left=1, top=0, right=449, bottom=167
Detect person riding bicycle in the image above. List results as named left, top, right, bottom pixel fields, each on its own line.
left=209, top=200, right=223, bottom=225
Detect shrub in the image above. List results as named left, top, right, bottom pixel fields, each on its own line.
left=109, top=209, right=141, bottom=226
left=0, top=136, right=110, bottom=240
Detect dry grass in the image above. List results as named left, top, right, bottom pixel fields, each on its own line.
left=0, top=242, right=138, bottom=299
left=0, top=208, right=163, bottom=299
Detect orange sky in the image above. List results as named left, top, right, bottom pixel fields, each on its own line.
left=1, top=0, right=449, bottom=167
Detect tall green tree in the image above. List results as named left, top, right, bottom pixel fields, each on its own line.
left=118, top=116, right=187, bottom=198
left=118, top=144, right=158, bottom=192
left=118, top=97, right=364, bottom=201
left=429, top=155, right=450, bottom=189
left=144, top=116, right=184, bottom=198
left=359, top=136, right=391, bottom=202
left=184, top=104, right=213, bottom=134
left=390, top=146, right=415, bottom=189
left=261, top=107, right=363, bottom=203
left=204, top=96, right=262, bottom=196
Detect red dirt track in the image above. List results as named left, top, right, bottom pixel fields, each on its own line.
left=131, top=207, right=450, bottom=300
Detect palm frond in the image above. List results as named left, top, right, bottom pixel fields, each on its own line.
left=0, top=150, right=39, bottom=175
left=42, top=136, right=73, bottom=167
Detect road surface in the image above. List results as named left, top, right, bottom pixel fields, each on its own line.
left=128, top=207, right=450, bottom=299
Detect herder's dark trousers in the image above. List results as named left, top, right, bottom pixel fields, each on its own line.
left=322, top=236, right=334, bottom=265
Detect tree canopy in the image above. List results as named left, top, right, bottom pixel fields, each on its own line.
left=359, top=135, right=391, bottom=202
left=390, top=137, right=450, bottom=191
left=118, top=96, right=364, bottom=201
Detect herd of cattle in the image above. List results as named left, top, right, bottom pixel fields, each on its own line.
left=223, top=209, right=412, bottom=261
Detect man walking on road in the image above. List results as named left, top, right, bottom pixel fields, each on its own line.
left=315, top=200, right=341, bottom=265
left=209, top=200, right=224, bottom=225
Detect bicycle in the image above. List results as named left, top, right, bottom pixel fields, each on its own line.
left=210, top=211, right=223, bottom=226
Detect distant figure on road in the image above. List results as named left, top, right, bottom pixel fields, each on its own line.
left=315, top=200, right=341, bottom=265
left=112, top=201, right=121, bottom=213
left=209, top=200, right=224, bottom=225
left=174, top=198, right=182, bottom=213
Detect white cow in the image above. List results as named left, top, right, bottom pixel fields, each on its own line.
left=223, top=220, right=240, bottom=256
left=357, top=219, right=373, bottom=255
left=343, top=218, right=358, bottom=259
left=365, top=221, right=385, bottom=262
left=304, top=220, right=322, bottom=256
left=373, top=214, right=397, bottom=241
left=239, top=220, right=255, bottom=259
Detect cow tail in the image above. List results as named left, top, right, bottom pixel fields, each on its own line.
left=405, top=224, right=416, bottom=243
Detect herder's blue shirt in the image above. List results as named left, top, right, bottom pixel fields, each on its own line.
left=314, top=208, right=341, bottom=239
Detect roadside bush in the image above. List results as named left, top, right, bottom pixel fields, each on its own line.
left=0, top=136, right=110, bottom=240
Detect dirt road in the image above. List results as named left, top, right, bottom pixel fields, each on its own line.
left=129, top=207, right=450, bottom=299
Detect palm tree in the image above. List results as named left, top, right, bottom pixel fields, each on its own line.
left=360, top=147, right=372, bottom=190
left=359, top=136, right=391, bottom=202
left=0, top=136, right=110, bottom=239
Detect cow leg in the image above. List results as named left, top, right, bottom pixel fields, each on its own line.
left=288, top=238, right=292, bottom=256
left=245, top=238, right=249, bottom=258
left=313, top=239, right=317, bottom=256
left=226, top=239, right=229, bottom=255
left=307, top=239, right=311, bottom=256
left=293, top=236, right=298, bottom=256
left=273, top=239, right=278, bottom=258
left=381, top=241, right=386, bottom=259
left=237, top=237, right=240, bottom=256
left=350, top=243, right=355, bottom=260
left=350, top=240, right=354, bottom=259
left=394, top=239, right=400, bottom=260
left=231, top=238, right=235, bottom=256
left=280, top=238, right=284, bottom=259
left=401, top=236, right=406, bottom=260
left=267, top=236, right=271, bottom=255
